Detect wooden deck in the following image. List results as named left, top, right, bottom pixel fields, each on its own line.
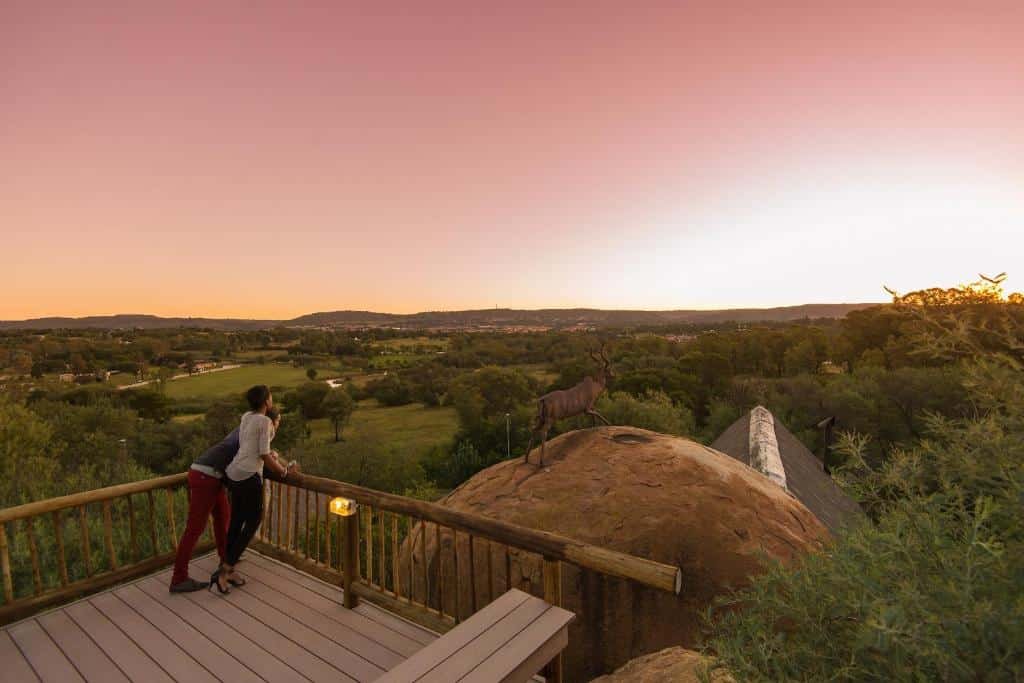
left=0, top=551, right=438, bottom=683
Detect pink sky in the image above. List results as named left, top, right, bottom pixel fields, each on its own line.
left=3, top=1, right=1023, bottom=319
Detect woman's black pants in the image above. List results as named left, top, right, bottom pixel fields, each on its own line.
left=225, top=474, right=263, bottom=566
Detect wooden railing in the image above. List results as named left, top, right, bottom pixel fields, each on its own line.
left=0, top=473, right=209, bottom=625
left=255, top=472, right=683, bottom=683
left=0, top=471, right=683, bottom=683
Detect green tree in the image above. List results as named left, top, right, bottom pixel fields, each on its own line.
left=283, top=381, right=331, bottom=420
left=704, top=278, right=1024, bottom=681
left=306, top=367, right=318, bottom=381
left=0, top=400, right=58, bottom=507
left=593, top=390, right=696, bottom=436
left=321, top=388, right=355, bottom=442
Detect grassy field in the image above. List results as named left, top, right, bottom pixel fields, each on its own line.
left=512, top=363, right=559, bottom=386
left=371, top=336, right=448, bottom=350
left=163, top=363, right=323, bottom=400
left=307, top=399, right=459, bottom=455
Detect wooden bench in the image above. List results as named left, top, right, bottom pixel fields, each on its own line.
left=375, top=589, right=574, bottom=683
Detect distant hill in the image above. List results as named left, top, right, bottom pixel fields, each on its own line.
left=0, top=303, right=880, bottom=331
left=0, top=314, right=278, bottom=331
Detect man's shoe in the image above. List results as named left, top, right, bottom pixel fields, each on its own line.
left=169, top=578, right=209, bottom=593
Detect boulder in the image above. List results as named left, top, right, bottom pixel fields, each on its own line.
left=590, top=646, right=732, bottom=682
left=399, top=427, right=828, bottom=680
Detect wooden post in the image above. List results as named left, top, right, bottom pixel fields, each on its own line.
left=391, top=514, right=400, bottom=599
left=0, top=522, right=12, bottom=602
left=505, top=545, right=512, bottom=592
left=313, top=492, right=320, bottom=563
left=453, top=529, right=460, bottom=621
left=378, top=509, right=385, bottom=590
left=52, top=511, right=68, bottom=587
left=292, top=483, right=300, bottom=554
left=420, top=520, right=428, bottom=608
left=266, top=482, right=273, bottom=544
left=364, top=507, right=373, bottom=587
left=283, top=484, right=291, bottom=550
left=126, top=496, right=139, bottom=562
left=304, top=488, right=311, bottom=559
left=165, top=489, right=177, bottom=550
left=323, top=497, right=331, bottom=568
left=342, top=509, right=360, bottom=609
left=468, top=533, right=477, bottom=613
left=102, top=500, right=118, bottom=571
left=435, top=524, right=443, bottom=616
left=79, top=505, right=92, bottom=576
left=26, top=518, right=42, bottom=595
left=276, top=482, right=283, bottom=548
left=542, top=557, right=564, bottom=683
left=486, top=538, right=494, bottom=604
left=408, top=518, right=416, bottom=607
left=146, top=491, right=158, bottom=556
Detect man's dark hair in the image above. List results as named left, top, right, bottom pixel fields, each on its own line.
left=245, top=385, right=270, bottom=411
left=267, top=408, right=280, bottom=422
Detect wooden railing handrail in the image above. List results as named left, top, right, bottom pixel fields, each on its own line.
left=279, top=471, right=682, bottom=595
left=0, top=473, right=187, bottom=524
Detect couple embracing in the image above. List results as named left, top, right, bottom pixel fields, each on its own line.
left=169, top=384, right=300, bottom=594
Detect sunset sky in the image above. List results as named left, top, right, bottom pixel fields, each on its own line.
left=3, top=2, right=1022, bottom=319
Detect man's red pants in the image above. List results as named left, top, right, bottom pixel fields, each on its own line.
left=171, top=469, right=230, bottom=585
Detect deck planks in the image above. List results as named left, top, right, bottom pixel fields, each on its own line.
left=37, top=609, right=131, bottom=683
left=0, top=630, right=42, bottom=683
left=1, top=550, right=436, bottom=683
left=6, top=619, right=85, bottom=683
left=63, top=600, right=175, bottom=683
left=242, top=553, right=436, bottom=647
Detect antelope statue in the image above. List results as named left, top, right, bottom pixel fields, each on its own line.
left=524, top=345, right=614, bottom=466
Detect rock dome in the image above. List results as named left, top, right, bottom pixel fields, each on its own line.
left=400, top=427, right=827, bottom=680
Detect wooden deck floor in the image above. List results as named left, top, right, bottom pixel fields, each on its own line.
left=0, top=551, right=438, bottom=683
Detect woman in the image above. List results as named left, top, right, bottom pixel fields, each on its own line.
left=213, top=385, right=297, bottom=593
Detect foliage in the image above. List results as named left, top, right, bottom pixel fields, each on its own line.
left=594, top=390, right=696, bottom=436
left=703, top=277, right=1024, bottom=682
left=321, top=387, right=355, bottom=441
left=296, top=425, right=426, bottom=493
left=282, top=381, right=331, bottom=420
left=364, top=373, right=414, bottom=406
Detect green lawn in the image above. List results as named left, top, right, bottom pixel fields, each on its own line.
left=512, top=363, right=559, bottom=386
left=163, top=364, right=321, bottom=400
left=306, top=399, right=458, bottom=455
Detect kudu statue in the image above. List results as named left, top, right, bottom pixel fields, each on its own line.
left=524, top=345, right=614, bottom=466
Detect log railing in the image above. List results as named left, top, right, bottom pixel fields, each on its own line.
left=0, top=471, right=684, bottom=683
left=254, top=472, right=683, bottom=683
left=0, top=473, right=211, bottom=625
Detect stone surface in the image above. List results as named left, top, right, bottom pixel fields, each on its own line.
left=590, top=646, right=733, bottom=683
left=399, top=427, right=828, bottom=680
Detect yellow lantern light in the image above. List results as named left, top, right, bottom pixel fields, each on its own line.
left=329, top=497, right=358, bottom=517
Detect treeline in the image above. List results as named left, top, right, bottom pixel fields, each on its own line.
left=703, top=277, right=1024, bottom=680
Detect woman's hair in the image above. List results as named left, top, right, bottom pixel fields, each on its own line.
left=267, top=408, right=280, bottom=422
left=245, top=384, right=270, bottom=410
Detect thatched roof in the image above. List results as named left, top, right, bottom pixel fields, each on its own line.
left=711, top=408, right=863, bottom=534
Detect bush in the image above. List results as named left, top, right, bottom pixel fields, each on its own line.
left=594, top=390, right=696, bottom=436
left=703, top=280, right=1024, bottom=682
left=365, top=374, right=413, bottom=407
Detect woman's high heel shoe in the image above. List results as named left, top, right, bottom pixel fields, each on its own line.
left=209, top=568, right=231, bottom=594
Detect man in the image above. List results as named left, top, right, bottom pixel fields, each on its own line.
left=168, top=405, right=281, bottom=593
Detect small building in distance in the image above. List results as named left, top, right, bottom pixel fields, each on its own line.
left=711, top=406, right=863, bottom=534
